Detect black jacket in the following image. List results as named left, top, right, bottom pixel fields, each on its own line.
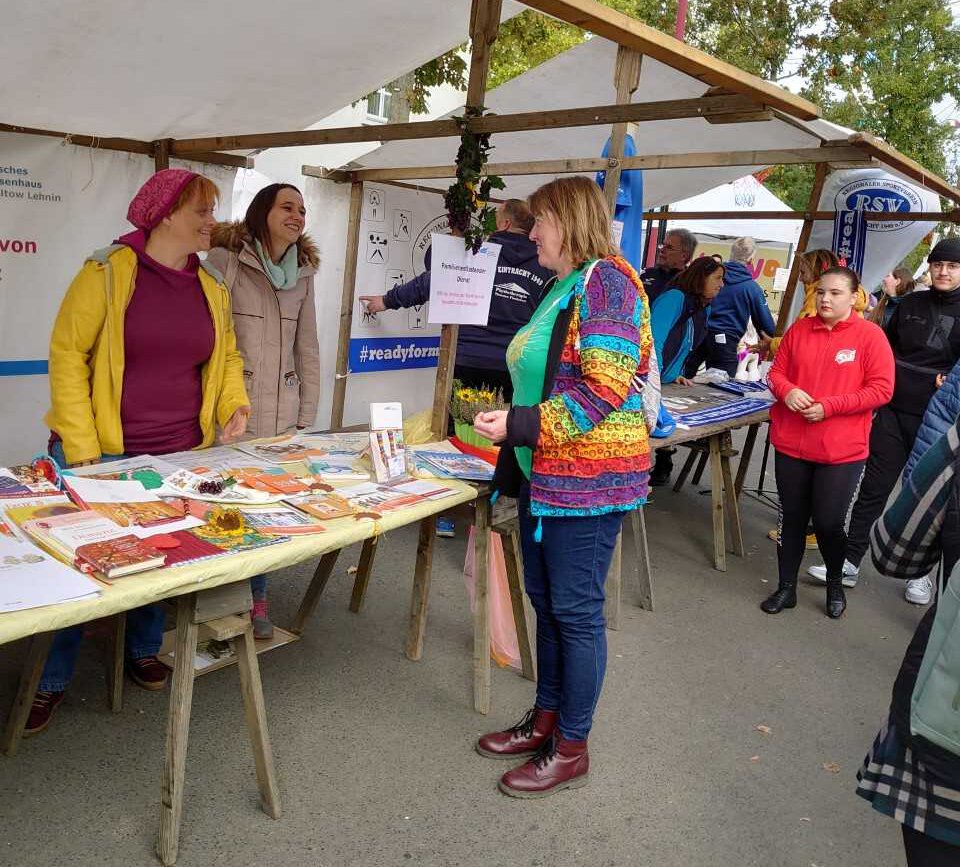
left=886, top=287, right=960, bottom=415
left=639, top=265, right=681, bottom=306
left=384, top=231, right=553, bottom=371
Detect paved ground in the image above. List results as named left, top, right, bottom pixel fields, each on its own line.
left=0, top=432, right=921, bottom=867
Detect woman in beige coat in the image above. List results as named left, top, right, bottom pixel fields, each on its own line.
left=208, top=183, right=321, bottom=637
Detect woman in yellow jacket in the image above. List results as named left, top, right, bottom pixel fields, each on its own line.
left=28, top=169, right=249, bottom=737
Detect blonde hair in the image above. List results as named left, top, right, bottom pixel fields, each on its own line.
left=730, top=237, right=756, bottom=263
left=528, top=177, right=612, bottom=266
left=172, top=175, right=219, bottom=213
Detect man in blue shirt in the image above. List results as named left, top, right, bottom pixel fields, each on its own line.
left=682, top=237, right=776, bottom=378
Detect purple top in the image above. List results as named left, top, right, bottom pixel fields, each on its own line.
left=119, top=234, right=214, bottom=455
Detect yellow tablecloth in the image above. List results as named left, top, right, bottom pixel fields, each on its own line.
left=0, top=479, right=477, bottom=647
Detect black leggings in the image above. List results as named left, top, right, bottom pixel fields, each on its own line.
left=774, top=452, right=864, bottom=585
left=902, top=824, right=960, bottom=866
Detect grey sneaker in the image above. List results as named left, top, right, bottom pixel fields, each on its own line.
left=905, top=575, right=933, bottom=605
left=807, top=560, right=859, bottom=588
left=251, top=598, right=274, bottom=640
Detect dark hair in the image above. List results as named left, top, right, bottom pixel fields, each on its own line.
left=673, top=255, right=724, bottom=307
left=244, top=183, right=303, bottom=248
left=502, top=199, right=535, bottom=233
left=799, top=249, right=840, bottom=283
left=819, top=265, right=860, bottom=292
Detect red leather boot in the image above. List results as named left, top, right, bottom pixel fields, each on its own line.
left=476, top=707, right=558, bottom=759
left=498, top=732, right=589, bottom=798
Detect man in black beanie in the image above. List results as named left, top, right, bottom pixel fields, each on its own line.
left=808, top=238, right=960, bottom=606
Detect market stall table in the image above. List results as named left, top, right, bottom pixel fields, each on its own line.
left=0, top=473, right=477, bottom=865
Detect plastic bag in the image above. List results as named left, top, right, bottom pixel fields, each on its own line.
left=463, top=527, right=521, bottom=669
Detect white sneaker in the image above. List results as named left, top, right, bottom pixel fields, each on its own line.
left=807, top=560, right=859, bottom=587
left=905, top=575, right=933, bottom=605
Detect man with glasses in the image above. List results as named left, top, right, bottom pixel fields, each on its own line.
left=640, top=228, right=697, bottom=305
left=807, top=238, right=960, bottom=606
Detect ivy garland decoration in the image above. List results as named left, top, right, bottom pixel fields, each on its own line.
left=444, top=107, right=505, bottom=254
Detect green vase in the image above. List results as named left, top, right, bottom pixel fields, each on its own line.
left=454, top=420, right=494, bottom=449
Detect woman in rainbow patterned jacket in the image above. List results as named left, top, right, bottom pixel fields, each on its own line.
left=474, top=176, right=653, bottom=799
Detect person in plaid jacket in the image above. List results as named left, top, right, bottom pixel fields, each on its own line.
left=857, top=418, right=960, bottom=865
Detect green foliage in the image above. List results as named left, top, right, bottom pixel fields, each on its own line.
left=409, top=50, right=468, bottom=115
left=802, top=0, right=960, bottom=177
left=688, top=0, right=824, bottom=80
left=444, top=108, right=507, bottom=254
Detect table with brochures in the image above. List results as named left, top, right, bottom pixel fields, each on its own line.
left=0, top=436, right=486, bottom=866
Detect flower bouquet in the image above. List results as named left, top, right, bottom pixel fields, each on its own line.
left=449, top=380, right=507, bottom=453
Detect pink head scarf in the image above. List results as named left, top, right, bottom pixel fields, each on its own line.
left=126, top=169, right=199, bottom=231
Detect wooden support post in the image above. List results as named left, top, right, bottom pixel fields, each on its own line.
left=710, top=436, right=726, bottom=572
left=500, top=529, right=535, bottom=682
left=774, top=162, right=829, bottom=334
left=603, top=536, right=623, bottom=630
left=330, top=181, right=364, bottom=429
left=629, top=510, right=655, bottom=611
left=735, top=423, right=761, bottom=498
left=154, top=139, right=172, bottom=171
left=473, top=496, right=492, bottom=714
left=602, top=46, right=642, bottom=216
left=430, top=0, right=502, bottom=440
left=289, top=549, right=341, bottom=635
left=348, top=535, right=380, bottom=613
left=109, top=613, right=126, bottom=713
left=235, top=626, right=282, bottom=819
left=1, top=631, right=54, bottom=757
left=720, top=453, right=745, bottom=557
left=158, top=595, right=199, bottom=866
left=406, top=515, right=437, bottom=661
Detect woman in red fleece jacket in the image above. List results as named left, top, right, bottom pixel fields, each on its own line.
left=762, top=266, right=894, bottom=618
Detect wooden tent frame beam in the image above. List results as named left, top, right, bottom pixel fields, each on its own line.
left=0, top=123, right=251, bottom=169
left=306, top=145, right=871, bottom=183
left=170, top=94, right=770, bottom=155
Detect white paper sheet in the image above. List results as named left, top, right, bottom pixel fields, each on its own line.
left=426, top=234, right=501, bottom=326
left=64, top=476, right=159, bottom=504
left=0, top=536, right=101, bottom=613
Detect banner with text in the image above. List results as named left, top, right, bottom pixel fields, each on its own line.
left=349, top=183, right=445, bottom=373
left=427, top=233, right=501, bottom=326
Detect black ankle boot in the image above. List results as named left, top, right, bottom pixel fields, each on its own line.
left=761, top=582, right=797, bottom=614
left=826, top=579, right=846, bottom=619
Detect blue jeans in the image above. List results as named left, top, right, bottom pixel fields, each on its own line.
left=250, top=575, right=267, bottom=597
left=40, top=442, right=166, bottom=692
left=518, top=486, right=624, bottom=741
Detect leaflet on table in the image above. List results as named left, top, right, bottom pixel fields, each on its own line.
left=369, top=402, right=407, bottom=483
left=158, top=469, right=284, bottom=504
left=239, top=504, right=326, bottom=535
left=160, top=446, right=274, bottom=478
left=0, top=494, right=71, bottom=542
left=0, top=535, right=101, bottom=613
left=296, top=431, right=371, bottom=455
left=65, top=455, right=182, bottom=479
left=284, top=491, right=357, bottom=521
left=391, top=480, right=458, bottom=501
left=305, top=456, right=369, bottom=481
left=412, top=450, right=494, bottom=482
left=0, top=465, right=62, bottom=499
left=63, top=476, right=161, bottom=505
left=232, top=436, right=328, bottom=465
left=337, top=482, right=423, bottom=514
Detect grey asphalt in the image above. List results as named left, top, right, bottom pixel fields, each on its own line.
left=0, top=434, right=920, bottom=867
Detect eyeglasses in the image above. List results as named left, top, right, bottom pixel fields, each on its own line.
left=931, top=261, right=960, bottom=272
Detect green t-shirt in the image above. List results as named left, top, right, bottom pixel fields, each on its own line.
left=505, top=265, right=586, bottom=479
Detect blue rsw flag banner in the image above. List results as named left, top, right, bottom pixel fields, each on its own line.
left=832, top=209, right=868, bottom=274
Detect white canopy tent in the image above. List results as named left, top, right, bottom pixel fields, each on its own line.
left=669, top=175, right=803, bottom=246
left=3, top=0, right=523, bottom=142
